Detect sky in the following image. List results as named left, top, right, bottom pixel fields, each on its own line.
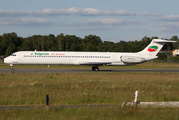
left=1, top=0, right=179, bottom=42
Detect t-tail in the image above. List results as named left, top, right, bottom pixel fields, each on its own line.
left=138, top=39, right=176, bottom=60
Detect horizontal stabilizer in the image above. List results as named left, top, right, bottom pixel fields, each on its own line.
left=153, top=39, right=176, bottom=43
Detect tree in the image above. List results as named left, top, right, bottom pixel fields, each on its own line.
left=83, top=35, right=102, bottom=51
left=0, top=35, right=3, bottom=55
left=1, top=32, right=22, bottom=56
left=170, top=36, right=179, bottom=49
left=99, top=41, right=114, bottom=52
left=114, top=41, right=127, bottom=52
left=0, top=32, right=177, bottom=55
left=56, top=33, right=65, bottom=51
left=140, top=36, right=152, bottom=50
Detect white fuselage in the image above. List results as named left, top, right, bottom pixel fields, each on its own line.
left=4, top=51, right=151, bottom=66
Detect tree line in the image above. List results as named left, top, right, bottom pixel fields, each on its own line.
left=0, top=32, right=179, bottom=57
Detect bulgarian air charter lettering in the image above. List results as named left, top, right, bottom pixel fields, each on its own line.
left=31, top=53, right=49, bottom=56
left=31, top=52, right=65, bottom=56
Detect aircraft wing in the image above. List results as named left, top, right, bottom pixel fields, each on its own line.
left=79, top=61, right=112, bottom=66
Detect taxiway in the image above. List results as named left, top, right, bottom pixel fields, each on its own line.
left=0, top=69, right=179, bottom=73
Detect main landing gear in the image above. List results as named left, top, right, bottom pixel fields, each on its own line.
left=92, top=66, right=99, bottom=71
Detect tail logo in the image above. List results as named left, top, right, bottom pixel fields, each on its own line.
left=148, top=46, right=158, bottom=52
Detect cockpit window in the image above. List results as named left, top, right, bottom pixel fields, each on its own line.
left=11, top=53, right=16, bottom=56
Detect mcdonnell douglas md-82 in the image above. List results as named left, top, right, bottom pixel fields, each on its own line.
left=4, top=39, right=176, bottom=71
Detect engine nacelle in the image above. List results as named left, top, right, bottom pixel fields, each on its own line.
left=121, top=56, right=145, bottom=63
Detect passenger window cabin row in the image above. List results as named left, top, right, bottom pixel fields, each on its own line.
left=23, top=55, right=111, bottom=58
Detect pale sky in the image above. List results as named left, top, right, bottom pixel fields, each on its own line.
left=1, top=0, right=179, bottom=42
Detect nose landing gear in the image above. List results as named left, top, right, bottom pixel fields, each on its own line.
left=92, top=66, right=99, bottom=71
left=10, top=64, right=13, bottom=70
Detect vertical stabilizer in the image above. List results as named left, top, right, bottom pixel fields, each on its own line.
left=138, top=39, right=176, bottom=56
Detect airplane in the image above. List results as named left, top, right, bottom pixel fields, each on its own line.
left=4, top=39, right=176, bottom=71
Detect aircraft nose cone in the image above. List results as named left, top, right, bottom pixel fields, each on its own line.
left=4, top=58, right=7, bottom=63
left=4, top=58, right=11, bottom=64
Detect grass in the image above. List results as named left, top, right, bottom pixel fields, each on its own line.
left=1, top=64, right=179, bottom=119
left=1, top=72, right=179, bottom=105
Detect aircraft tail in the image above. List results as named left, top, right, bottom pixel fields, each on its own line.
left=138, top=39, right=176, bottom=57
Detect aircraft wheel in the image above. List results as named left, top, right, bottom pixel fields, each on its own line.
left=10, top=64, right=13, bottom=70
left=92, top=66, right=99, bottom=71
left=95, top=67, right=99, bottom=71
left=92, top=66, right=95, bottom=71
